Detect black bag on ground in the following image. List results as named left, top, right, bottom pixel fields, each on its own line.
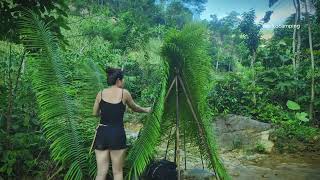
left=143, top=159, right=177, bottom=180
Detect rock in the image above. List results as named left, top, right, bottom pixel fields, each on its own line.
left=125, top=129, right=139, bottom=139
left=213, top=114, right=274, bottom=153
left=181, top=168, right=216, bottom=180
left=258, top=130, right=274, bottom=153
left=231, top=172, right=240, bottom=176
left=313, top=135, right=319, bottom=141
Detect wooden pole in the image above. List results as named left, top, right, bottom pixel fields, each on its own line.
left=164, top=77, right=176, bottom=102
left=175, top=68, right=181, bottom=180
left=184, top=126, right=187, bottom=170
left=177, top=75, right=220, bottom=180
left=164, top=126, right=174, bottom=160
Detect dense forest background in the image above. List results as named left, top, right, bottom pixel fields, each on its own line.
left=1, top=0, right=320, bottom=179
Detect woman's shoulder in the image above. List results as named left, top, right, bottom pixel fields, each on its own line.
left=100, top=87, right=128, bottom=94
left=98, top=88, right=109, bottom=95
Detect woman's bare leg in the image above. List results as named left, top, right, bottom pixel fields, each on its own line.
left=110, top=149, right=126, bottom=180
left=95, top=149, right=110, bottom=180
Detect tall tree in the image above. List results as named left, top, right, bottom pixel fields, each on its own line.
left=304, top=0, right=316, bottom=123
left=239, top=9, right=263, bottom=104
left=166, top=1, right=193, bottom=28
left=239, top=9, right=262, bottom=68
left=269, top=0, right=301, bottom=69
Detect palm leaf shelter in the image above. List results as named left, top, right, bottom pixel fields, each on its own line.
left=125, top=24, right=230, bottom=180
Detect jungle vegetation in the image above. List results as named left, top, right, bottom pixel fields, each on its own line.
left=1, top=0, right=320, bottom=179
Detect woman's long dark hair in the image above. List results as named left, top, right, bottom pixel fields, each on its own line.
left=106, top=67, right=124, bottom=85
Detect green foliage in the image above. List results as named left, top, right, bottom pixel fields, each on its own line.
left=239, top=9, right=262, bottom=54
left=286, top=100, right=309, bottom=123
left=81, top=12, right=126, bottom=48
left=287, top=100, right=300, bottom=110
left=0, top=0, right=69, bottom=44
left=207, top=11, right=248, bottom=71
left=255, top=103, right=289, bottom=123
left=1, top=0, right=320, bottom=178
left=209, top=71, right=290, bottom=123
left=257, top=40, right=293, bottom=68
left=0, top=41, right=53, bottom=179
left=161, top=23, right=230, bottom=180
left=166, top=2, right=193, bottom=28
left=272, top=122, right=320, bottom=152
left=273, top=12, right=320, bottom=51
left=125, top=53, right=169, bottom=179
left=0, top=131, right=50, bottom=178
left=126, top=23, right=231, bottom=180
left=274, top=122, right=319, bottom=143
left=295, top=112, right=309, bottom=122
left=19, top=10, right=97, bottom=179
left=256, top=66, right=298, bottom=103
left=255, top=142, right=266, bottom=153
left=209, top=72, right=256, bottom=114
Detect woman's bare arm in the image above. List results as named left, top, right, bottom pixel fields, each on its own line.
left=124, top=89, right=151, bottom=113
left=92, top=91, right=101, bottom=116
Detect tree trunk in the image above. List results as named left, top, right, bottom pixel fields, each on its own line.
left=304, top=0, right=315, bottom=123
left=252, top=51, right=257, bottom=105
left=296, top=0, right=301, bottom=68
left=292, top=0, right=298, bottom=70
left=6, top=45, right=13, bottom=134
left=251, top=51, right=256, bottom=68
left=215, top=61, right=219, bottom=70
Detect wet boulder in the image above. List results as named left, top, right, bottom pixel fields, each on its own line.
left=213, top=114, right=274, bottom=153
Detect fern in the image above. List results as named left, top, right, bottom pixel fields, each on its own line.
left=19, top=10, right=95, bottom=179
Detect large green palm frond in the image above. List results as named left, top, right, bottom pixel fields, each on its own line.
left=19, top=10, right=91, bottom=179
left=161, top=23, right=230, bottom=180
left=73, top=59, right=107, bottom=177
left=125, top=46, right=170, bottom=179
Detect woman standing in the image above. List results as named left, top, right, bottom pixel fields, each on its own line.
left=92, top=67, right=151, bottom=180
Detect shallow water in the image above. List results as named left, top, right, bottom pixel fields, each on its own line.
left=222, top=151, right=320, bottom=180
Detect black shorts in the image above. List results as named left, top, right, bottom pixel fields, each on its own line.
left=94, top=125, right=127, bottom=150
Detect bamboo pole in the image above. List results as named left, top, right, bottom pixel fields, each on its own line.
left=177, top=75, right=220, bottom=180
left=175, top=68, right=181, bottom=180
left=164, top=77, right=177, bottom=102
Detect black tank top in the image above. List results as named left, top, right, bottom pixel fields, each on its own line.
left=99, top=88, right=126, bottom=127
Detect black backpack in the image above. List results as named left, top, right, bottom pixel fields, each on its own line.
left=143, top=159, right=177, bottom=180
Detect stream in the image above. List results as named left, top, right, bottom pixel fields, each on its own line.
left=125, top=122, right=320, bottom=180
left=222, top=150, right=320, bottom=180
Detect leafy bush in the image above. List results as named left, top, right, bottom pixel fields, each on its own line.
left=254, top=103, right=290, bottom=123
left=273, top=122, right=319, bottom=143
left=208, top=71, right=289, bottom=123
left=0, top=41, right=53, bottom=179
left=254, top=142, right=266, bottom=153
left=272, top=122, right=320, bottom=153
